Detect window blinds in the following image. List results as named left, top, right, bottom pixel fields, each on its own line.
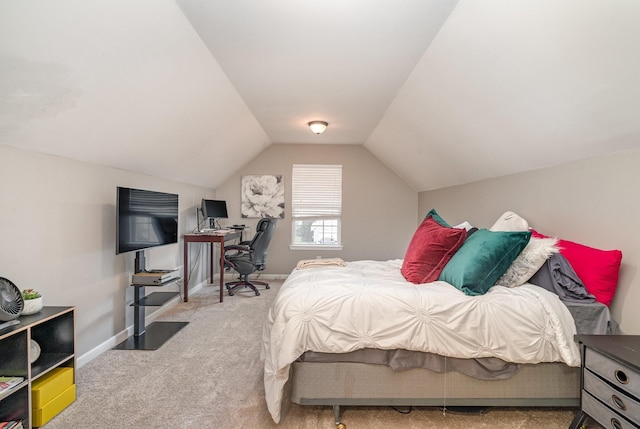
left=291, top=164, right=342, bottom=218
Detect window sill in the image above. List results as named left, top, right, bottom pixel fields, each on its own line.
left=289, top=244, right=344, bottom=251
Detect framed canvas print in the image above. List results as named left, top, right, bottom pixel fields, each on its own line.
left=241, top=175, right=285, bottom=218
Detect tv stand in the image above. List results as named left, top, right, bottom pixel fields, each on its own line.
left=114, top=251, right=188, bottom=351
left=133, top=250, right=146, bottom=274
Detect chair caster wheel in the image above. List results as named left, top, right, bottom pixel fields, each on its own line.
left=255, top=291, right=260, bottom=296
left=229, top=292, right=234, bottom=296
left=266, top=285, right=270, bottom=289
left=336, top=423, right=346, bottom=429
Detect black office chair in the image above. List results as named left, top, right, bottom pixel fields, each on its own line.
left=223, top=218, right=277, bottom=296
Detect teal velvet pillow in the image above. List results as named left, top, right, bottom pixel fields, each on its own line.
left=424, top=208, right=450, bottom=227
left=438, top=228, right=531, bottom=296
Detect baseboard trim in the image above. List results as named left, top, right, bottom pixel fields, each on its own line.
left=76, top=279, right=208, bottom=368
left=76, top=275, right=288, bottom=368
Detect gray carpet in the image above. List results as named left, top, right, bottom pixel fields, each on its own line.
left=45, top=281, right=599, bottom=429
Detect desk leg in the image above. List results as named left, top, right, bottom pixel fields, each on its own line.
left=183, top=240, right=189, bottom=302
left=209, top=243, right=214, bottom=285
left=219, top=237, right=225, bottom=303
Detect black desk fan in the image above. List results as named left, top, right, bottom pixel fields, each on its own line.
left=0, top=277, right=24, bottom=331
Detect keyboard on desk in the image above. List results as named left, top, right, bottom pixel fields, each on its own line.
left=199, top=228, right=232, bottom=234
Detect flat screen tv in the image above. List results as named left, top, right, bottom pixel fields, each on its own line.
left=116, top=187, right=179, bottom=257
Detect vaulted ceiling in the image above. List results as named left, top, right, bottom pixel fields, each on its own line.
left=1, top=0, right=639, bottom=191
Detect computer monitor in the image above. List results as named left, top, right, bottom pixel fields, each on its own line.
left=201, top=199, right=228, bottom=229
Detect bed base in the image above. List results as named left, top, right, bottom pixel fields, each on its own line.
left=290, top=361, right=580, bottom=427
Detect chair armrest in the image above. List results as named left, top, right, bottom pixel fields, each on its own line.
left=224, top=244, right=251, bottom=253
left=222, top=256, right=235, bottom=269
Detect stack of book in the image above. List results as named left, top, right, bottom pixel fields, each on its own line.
left=0, top=376, right=23, bottom=394
left=0, top=421, right=24, bottom=429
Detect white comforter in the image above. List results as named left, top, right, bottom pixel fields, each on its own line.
left=261, top=260, right=580, bottom=423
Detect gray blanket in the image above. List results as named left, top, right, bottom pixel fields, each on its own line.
left=300, top=349, right=520, bottom=380
left=528, top=253, right=596, bottom=303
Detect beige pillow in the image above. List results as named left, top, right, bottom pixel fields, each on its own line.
left=494, top=237, right=559, bottom=288
left=490, top=211, right=529, bottom=232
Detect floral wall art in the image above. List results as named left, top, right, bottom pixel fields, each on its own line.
left=241, top=175, right=285, bottom=218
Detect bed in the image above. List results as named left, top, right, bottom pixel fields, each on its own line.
left=261, top=212, right=621, bottom=426
left=261, top=259, right=617, bottom=425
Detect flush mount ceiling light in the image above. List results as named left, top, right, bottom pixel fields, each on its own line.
left=308, top=121, right=328, bottom=135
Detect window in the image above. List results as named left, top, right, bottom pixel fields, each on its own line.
left=291, top=164, right=342, bottom=249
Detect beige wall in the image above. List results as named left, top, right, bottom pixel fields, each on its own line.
left=418, top=149, right=640, bottom=334
left=0, top=143, right=416, bottom=364
left=0, top=145, right=214, bottom=360
left=215, top=144, right=418, bottom=274
left=8, top=140, right=632, bottom=362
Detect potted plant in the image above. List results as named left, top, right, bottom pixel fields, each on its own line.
left=21, top=289, right=43, bottom=315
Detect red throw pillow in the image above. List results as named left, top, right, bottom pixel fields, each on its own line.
left=531, top=229, right=622, bottom=306
left=401, top=216, right=466, bottom=284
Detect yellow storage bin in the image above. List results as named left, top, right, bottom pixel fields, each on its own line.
left=32, top=383, right=76, bottom=427
left=32, top=367, right=74, bottom=408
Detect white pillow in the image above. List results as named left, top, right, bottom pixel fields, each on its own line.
left=495, top=237, right=559, bottom=288
left=490, top=211, right=529, bottom=232
left=454, top=221, right=474, bottom=231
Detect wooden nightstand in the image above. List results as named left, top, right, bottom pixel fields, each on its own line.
left=570, top=335, right=640, bottom=429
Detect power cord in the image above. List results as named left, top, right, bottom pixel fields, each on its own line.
left=390, top=406, right=413, bottom=414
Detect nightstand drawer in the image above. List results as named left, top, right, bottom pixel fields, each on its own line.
left=586, top=348, right=640, bottom=399
left=583, top=390, right=639, bottom=429
left=585, top=369, right=640, bottom=423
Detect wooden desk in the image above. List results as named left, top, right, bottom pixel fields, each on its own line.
left=183, top=231, right=241, bottom=303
